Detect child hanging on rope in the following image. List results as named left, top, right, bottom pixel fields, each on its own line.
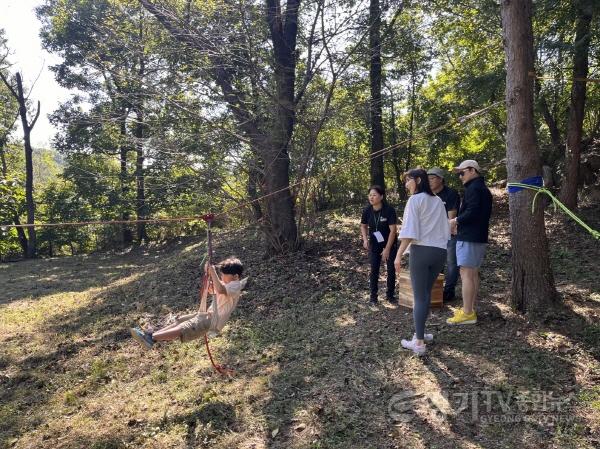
left=130, top=257, right=246, bottom=349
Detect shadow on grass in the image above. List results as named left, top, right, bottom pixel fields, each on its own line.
left=165, top=401, right=237, bottom=448
left=1, top=203, right=598, bottom=449
left=0, top=253, right=148, bottom=306
left=0, top=328, right=130, bottom=443
left=221, top=219, right=528, bottom=448
left=0, top=238, right=205, bottom=306
left=0, top=232, right=227, bottom=447
left=206, top=211, right=596, bottom=448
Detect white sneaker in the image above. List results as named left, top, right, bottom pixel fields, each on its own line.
left=413, top=333, right=433, bottom=342
left=401, top=338, right=426, bottom=356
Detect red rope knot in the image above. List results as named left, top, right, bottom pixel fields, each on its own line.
left=201, top=213, right=215, bottom=224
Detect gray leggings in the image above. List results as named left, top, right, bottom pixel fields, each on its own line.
left=409, top=245, right=447, bottom=340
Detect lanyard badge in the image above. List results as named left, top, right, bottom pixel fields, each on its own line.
left=372, top=209, right=385, bottom=243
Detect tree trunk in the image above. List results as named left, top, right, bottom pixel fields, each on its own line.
left=559, top=0, right=593, bottom=209
left=387, top=89, right=403, bottom=197
left=247, top=160, right=263, bottom=221
left=535, top=80, right=562, bottom=160
left=15, top=73, right=38, bottom=259
left=135, top=13, right=148, bottom=244
left=368, top=0, right=385, bottom=188
left=501, top=0, right=557, bottom=316
left=0, top=141, right=6, bottom=175
left=134, top=110, right=148, bottom=243
left=263, top=0, right=300, bottom=252
left=140, top=0, right=300, bottom=254
left=263, top=150, right=297, bottom=252
left=12, top=215, right=28, bottom=255
left=119, top=115, right=133, bottom=246
left=406, top=70, right=416, bottom=171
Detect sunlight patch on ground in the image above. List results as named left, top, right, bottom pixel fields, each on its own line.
left=589, top=293, right=600, bottom=303
left=334, top=313, right=357, bottom=327
left=0, top=271, right=145, bottom=335
left=0, top=292, right=85, bottom=333
left=180, top=242, right=204, bottom=253
left=2, top=201, right=599, bottom=448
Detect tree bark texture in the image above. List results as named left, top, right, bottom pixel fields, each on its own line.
left=15, top=73, right=38, bottom=258
left=501, top=0, right=557, bottom=315
left=369, top=0, right=385, bottom=188
left=119, top=116, right=133, bottom=246
left=559, top=0, right=593, bottom=209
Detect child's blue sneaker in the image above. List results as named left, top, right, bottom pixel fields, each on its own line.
left=130, top=327, right=154, bottom=350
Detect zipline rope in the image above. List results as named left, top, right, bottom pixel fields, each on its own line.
left=529, top=71, right=600, bottom=84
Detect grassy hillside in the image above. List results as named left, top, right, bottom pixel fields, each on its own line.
left=1, top=191, right=599, bottom=449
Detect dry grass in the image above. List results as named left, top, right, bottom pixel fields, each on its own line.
left=1, top=192, right=599, bottom=449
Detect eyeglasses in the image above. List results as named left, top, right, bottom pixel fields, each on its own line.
left=458, top=168, right=472, bottom=177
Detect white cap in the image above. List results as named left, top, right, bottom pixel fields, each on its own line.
left=453, top=159, right=481, bottom=172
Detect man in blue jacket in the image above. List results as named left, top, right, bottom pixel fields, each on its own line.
left=446, top=160, right=492, bottom=325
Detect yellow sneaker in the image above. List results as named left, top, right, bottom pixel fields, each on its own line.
left=446, top=309, right=477, bottom=325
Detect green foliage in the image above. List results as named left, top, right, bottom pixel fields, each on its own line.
left=0, top=144, right=26, bottom=259
left=37, top=179, right=95, bottom=256
left=0, top=178, right=25, bottom=257
left=2, top=0, right=597, bottom=258
left=32, top=0, right=247, bottom=252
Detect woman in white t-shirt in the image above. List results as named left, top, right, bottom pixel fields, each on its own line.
left=394, top=169, right=450, bottom=355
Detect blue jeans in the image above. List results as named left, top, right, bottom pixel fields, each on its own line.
left=444, top=236, right=459, bottom=295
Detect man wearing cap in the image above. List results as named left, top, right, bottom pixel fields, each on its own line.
left=427, top=167, right=461, bottom=302
left=446, top=160, right=492, bottom=325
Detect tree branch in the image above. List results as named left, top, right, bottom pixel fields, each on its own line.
left=29, top=101, right=41, bottom=130
left=139, top=0, right=267, bottom=151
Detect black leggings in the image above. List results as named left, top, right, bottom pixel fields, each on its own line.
left=409, top=245, right=447, bottom=339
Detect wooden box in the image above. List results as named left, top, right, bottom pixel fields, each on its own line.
left=397, top=272, right=444, bottom=309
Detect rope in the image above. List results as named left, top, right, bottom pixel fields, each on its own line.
left=198, top=214, right=235, bottom=376
left=204, top=334, right=234, bottom=376
left=1, top=216, right=217, bottom=229
left=507, top=181, right=600, bottom=240
left=529, top=71, right=600, bottom=83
